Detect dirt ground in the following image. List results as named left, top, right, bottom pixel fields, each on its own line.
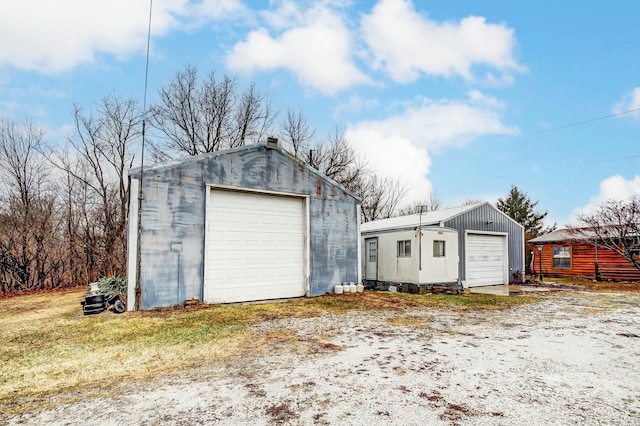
left=7, top=290, right=640, bottom=425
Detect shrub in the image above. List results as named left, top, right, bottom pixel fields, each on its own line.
left=89, top=275, right=127, bottom=299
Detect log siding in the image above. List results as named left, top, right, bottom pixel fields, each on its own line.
left=532, top=241, right=640, bottom=281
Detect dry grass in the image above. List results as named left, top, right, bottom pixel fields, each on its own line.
left=0, top=288, right=537, bottom=416
left=542, top=277, right=640, bottom=292
left=294, top=290, right=538, bottom=312
left=385, top=316, right=428, bottom=328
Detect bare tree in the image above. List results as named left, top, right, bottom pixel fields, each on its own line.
left=152, top=66, right=408, bottom=222
left=302, top=125, right=367, bottom=194
left=0, top=119, right=63, bottom=292
left=43, top=93, right=141, bottom=281
left=396, top=191, right=443, bottom=216
left=289, top=124, right=407, bottom=221
left=0, top=119, right=48, bottom=210
left=463, top=198, right=485, bottom=206
left=568, top=197, right=640, bottom=271
left=359, top=174, right=407, bottom=222
left=70, top=94, right=140, bottom=278
left=232, top=83, right=274, bottom=148
left=150, top=65, right=274, bottom=157
left=99, top=94, right=140, bottom=223
left=279, top=109, right=316, bottom=156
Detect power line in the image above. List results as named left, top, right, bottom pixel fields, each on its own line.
left=534, top=107, right=640, bottom=134
left=135, top=0, right=153, bottom=311
left=609, top=35, right=640, bottom=49
left=584, top=154, right=640, bottom=165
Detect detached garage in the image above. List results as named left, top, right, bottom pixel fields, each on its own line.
left=361, top=203, right=524, bottom=289
left=127, top=141, right=360, bottom=310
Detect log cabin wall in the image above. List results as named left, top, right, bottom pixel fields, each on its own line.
left=532, top=242, right=640, bottom=281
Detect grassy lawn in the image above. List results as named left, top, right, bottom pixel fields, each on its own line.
left=0, top=287, right=538, bottom=415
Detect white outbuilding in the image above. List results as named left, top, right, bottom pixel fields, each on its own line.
left=361, top=203, right=525, bottom=291
left=361, top=222, right=460, bottom=292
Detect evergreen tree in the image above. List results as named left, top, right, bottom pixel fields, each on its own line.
left=496, top=185, right=556, bottom=274
left=496, top=185, right=554, bottom=238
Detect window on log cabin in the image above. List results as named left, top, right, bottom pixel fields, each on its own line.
left=552, top=246, right=571, bottom=268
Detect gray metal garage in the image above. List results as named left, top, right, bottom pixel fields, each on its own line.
left=127, top=141, right=361, bottom=310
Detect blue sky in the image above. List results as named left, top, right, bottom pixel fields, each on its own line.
left=1, top=0, right=639, bottom=227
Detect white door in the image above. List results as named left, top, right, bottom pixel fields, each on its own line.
left=466, top=234, right=507, bottom=287
left=204, top=189, right=306, bottom=303
left=365, top=238, right=378, bottom=281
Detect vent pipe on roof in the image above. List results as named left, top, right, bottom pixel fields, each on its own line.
left=266, top=137, right=278, bottom=149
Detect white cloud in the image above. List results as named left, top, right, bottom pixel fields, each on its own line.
left=346, top=91, right=517, bottom=203
left=259, top=0, right=304, bottom=30
left=193, top=0, right=247, bottom=21
left=613, top=87, right=640, bottom=117
left=0, top=0, right=245, bottom=73
left=333, top=95, right=380, bottom=117
left=569, top=175, right=640, bottom=223
left=347, top=128, right=433, bottom=203
left=226, top=3, right=370, bottom=94
left=484, top=72, right=515, bottom=87
left=350, top=91, right=517, bottom=152
left=360, top=0, right=522, bottom=83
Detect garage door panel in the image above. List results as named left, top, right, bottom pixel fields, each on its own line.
left=243, top=213, right=259, bottom=224
left=205, top=189, right=305, bottom=304
left=466, top=234, right=506, bottom=287
left=260, top=215, right=274, bottom=225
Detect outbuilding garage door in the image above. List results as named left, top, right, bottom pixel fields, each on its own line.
left=466, top=233, right=507, bottom=287
left=204, top=189, right=306, bottom=303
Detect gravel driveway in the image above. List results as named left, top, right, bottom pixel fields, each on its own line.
left=9, top=290, right=640, bottom=425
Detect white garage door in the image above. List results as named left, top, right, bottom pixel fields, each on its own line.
left=204, top=189, right=306, bottom=303
left=466, top=234, right=507, bottom=287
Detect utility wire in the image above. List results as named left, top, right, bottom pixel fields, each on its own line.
left=534, top=107, right=640, bottom=134
left=142, top=3, right=152, bottom=116
left=609, top=35, right=640, bottom=49
left=584, top=154, right=640, bottom=165
left=135, top=0, right=153, bottom=311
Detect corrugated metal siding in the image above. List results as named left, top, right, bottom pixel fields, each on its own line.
left=444, top=204, right=524, bottom=283
left=132, top=146, right=360, bottom=309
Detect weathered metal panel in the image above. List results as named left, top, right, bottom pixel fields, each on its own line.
left=130, top=145, right=360, bottom=309
left=444, top=204, right=524, bottom=283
